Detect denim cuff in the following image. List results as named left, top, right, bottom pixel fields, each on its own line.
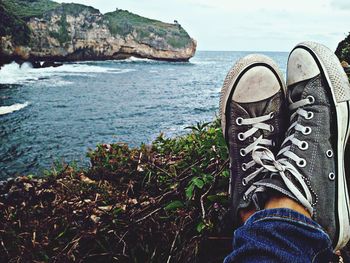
left=244, top=208, right=330, bottom=238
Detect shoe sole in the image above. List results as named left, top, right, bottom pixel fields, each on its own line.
left=219, top=54, right=286, bottom=140
left=292, top=41, right=350, bottom=250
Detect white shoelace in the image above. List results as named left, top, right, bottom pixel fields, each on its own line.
left=237, top=112, right=275, bottom=189
left=243, top=95, right=316, bottom=215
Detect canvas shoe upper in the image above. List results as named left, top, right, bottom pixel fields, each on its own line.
left=251, top=42, right=350, bottom=250
left=220, top=54, right=287, bottom=228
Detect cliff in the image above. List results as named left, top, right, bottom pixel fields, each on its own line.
left=0, top=0, right=197, bottom=65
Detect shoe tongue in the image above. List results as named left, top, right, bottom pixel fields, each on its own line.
left=289, top=80, right=307, bottom=102
left=239, top=98, right=269, bottom=118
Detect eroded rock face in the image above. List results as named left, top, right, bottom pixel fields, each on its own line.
left=1, top=6, right=196, bottom=63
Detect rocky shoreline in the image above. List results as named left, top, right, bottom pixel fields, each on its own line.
left=0, top=1, right=197, bottom=68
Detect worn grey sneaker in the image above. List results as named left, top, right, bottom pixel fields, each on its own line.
left=219, top=54, right=287, bottom=227
left=252, top=41, right=350, bottom=250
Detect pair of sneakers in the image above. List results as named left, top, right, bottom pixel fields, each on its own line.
left=220, top=41, right=350, bottom=251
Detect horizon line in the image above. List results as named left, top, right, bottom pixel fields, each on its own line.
left=196, top=50, right=289, bottom=53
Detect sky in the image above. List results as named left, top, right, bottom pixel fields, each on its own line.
left=55, top=0, right=350, bottom=52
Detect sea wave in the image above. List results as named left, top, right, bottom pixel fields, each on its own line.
left=0, top=62, right=134, bottom=85
left=0, top=102, right=29, bottom=116
left=123, top=56, right=164, bottom=63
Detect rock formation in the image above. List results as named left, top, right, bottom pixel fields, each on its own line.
left=0, top=0, right=196, bottom=66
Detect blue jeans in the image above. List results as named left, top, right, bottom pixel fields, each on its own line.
left=224, top=208, right=337, bottom=263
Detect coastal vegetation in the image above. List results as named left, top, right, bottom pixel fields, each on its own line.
left=104, top=9, right=192, bottom=49
left=2, top=0, right=59, bottom=20
left=336, top=32, right=350, bottom=64
left=0, top=3, right=30, bottom=45
left=0, top=120, right=233, bottom=262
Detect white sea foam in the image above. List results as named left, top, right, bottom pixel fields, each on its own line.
left=124, top=56, right=157, bottom=63
left=0, top=101, right=29, bottom=115
left=0, top=62, right=133, bottom=85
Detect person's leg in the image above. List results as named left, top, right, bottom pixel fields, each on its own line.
left=225, top=196, right=336, bottom=263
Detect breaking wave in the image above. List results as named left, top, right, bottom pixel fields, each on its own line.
left=0, top=102, right=29, bottom=115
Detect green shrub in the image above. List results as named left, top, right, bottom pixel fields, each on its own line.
left=2, top=0, right=59, bottom=20
left=0, top=3, right=30, bottom=45
left=104, top=9, right=192, bottom=49
left=0, top=119, right=231, bottom=262
left=335, top=32, right=350, bottom=64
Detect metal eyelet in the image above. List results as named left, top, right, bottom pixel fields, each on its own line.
left=326, top=150, right=333, bottom=158
left=271, top=140, right=276, bottom=147
left=307, top=95, right=315, bottom=104
left=299, top=141, right=309, bottom=150
left=242, top=178, right=247, bottom=186
left=241, top=163, right=247, bottom=171
left=297, top=158, right=307, bottom=167
left=269, top=112, right=275, bottom=119
left=243, top=195, right=247, bottom=201
left=328, top=172, right=335, bottom=181
left=270, top=125, right=275, bottom=132
left=236, top=117, right=243, bottom=125
left=303, top=127, right=312, bottom=135
left=240, top=149, right=247, bottom=157
left=238, top=133, right=245, bottom=141
left=305, top=112, right=314, bottom=120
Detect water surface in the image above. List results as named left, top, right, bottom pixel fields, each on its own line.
left=0, top=51, right=288, bottom=178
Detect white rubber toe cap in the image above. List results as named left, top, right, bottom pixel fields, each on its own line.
left=287, top=48, right=320, bottom=86
left=233, top=66, right=281, bottom=103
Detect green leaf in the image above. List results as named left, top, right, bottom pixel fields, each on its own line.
left=164, top=200, right=184, bottom=211
left=193, top=177, right=204, bottom=189
left=185, top=183, right=195, bottom=199
left=222, top=170, right=229, bottom=178
left=196, top=221, right=206, bottom=233
left=203, top=174, right=214, bottom=183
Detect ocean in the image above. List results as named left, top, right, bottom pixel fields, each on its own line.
left=0, top=51, right=288, bottom=178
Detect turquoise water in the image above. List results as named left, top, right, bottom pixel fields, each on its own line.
left=0, top=51, right=288, bottom=178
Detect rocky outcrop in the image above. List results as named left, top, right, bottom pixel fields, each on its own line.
left=0, top=1, right=196, bottom=65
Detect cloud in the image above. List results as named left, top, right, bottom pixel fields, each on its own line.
left=331, top=0, right=350, bottom=9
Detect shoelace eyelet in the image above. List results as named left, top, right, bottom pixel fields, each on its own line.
left=243, top=195, right=247, bottom=201
left=297, top=158, right=307, bottom=167
left=303, top=127, right=312, bottom=135
left=236, top=117, right=243, bottom=125
left=299, top=141, right=309, bottom=150
left=238, top=133, right=245, bottom=141
left=241, top=163, right=247, bottom=171
left=269, top=112, right=275, bottom=119
left=306, top=111, right=314, bottom=120
left=242, top=178, right=247, bottom=186
left=270, top=125, right=275, bottom=132
left=307, top=95, right=315, bottom=104
left=326, top=150, right=333, bottom=158
left=240, top=149, right=247, bottom=157
left=328, top=172, right=335, bottom=181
